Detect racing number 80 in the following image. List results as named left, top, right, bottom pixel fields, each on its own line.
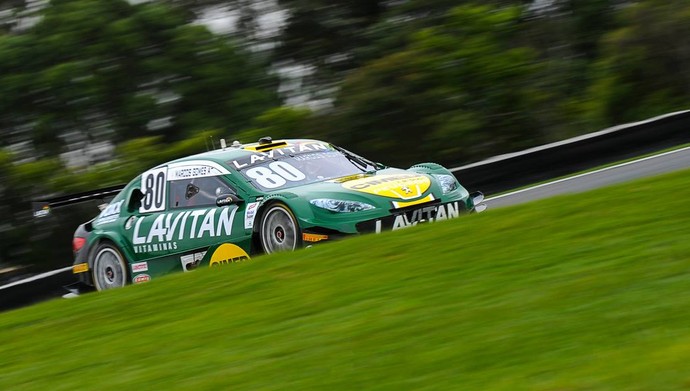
left=143, top=172, right=165, bottom=210
left=140, top=167, right=167, bottom=213
left=246, top=161, right=306, bottom=189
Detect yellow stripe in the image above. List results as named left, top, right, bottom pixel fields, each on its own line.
left=303, top=233, right=329, bottom=242
left=244, top=141, right=288, bottom=151
left=72, top=263, right=89, bottom=274
left=392, top=194, right=435, bottom=209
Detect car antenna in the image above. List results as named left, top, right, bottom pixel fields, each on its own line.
left=209, top=135, right=216, bottom=150
left=204, top=135, right=210, bottom=151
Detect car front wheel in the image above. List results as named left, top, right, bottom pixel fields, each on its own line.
left=259, top=203, right=302, bottom=254
left=92, top=242, right=128, bottom=291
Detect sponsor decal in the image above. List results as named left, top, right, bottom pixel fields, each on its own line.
left=125, top=216, right=136, bottom=230
left=33, top=204, right=50, bottom=218
left=209, top=243, right=250, bottom=267
left=343, top=174, right=431, bottom=200
left=328, top=174, right=367, bottom=183
left=392, top=194, right=435, bottom=209
left=133, top=274, right=151, bottom=284
left=230, top=142, right=330, bottom=170
left=167, top=160, right=230, bottom=179
left=173, top=165, right=215, bottom=178
left=131, top=261, right=148, bottom=273
left=303, top=233, right=329, bottom=243
left=131, top=206, right=237, bottom=254
left=389, top=201, right=460, bottom=231
left=216, top=195, right=236, bottom=207
left=370, top=201, right=462, bottom=233
left=244, top=202, right=260, bottom=229
left=72, top=263, right=89, bottom=274
left=95, top=200, right=124, bottom=224
left=180, top=251, right=206, bottom=272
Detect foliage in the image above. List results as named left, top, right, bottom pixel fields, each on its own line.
left=0, top=0, right=278, bottom=156
left=331, top=5, right=544, bottom=166
left=234, top=106, right=315, bottom=145
left=272, top=1, right=529, bottom=90
left=587, top=0, right=690, bottom=124
left=274, top=0, right=385, bottom=84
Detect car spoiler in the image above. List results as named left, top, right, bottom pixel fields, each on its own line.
left=32, top=184, right=126, bottom=218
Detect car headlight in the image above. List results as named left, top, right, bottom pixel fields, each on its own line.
left=310, top=199, right=375, bottom=213
left=433, top=174, right=459, bottom=194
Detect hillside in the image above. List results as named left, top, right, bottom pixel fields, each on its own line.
left=1, top=169, right=690, bottom=390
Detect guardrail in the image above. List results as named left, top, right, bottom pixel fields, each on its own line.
left=0, top=267, right=74, bottom=312
left=451, top=110, right=690, bottom=195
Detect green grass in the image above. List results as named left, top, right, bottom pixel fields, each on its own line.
left=2, top=169, right=690, bottom=390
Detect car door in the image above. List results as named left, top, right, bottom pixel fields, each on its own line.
left=165, top=173, right=251, bottom=271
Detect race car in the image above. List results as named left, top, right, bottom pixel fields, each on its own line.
left=69, top=137, right=485, bottom=291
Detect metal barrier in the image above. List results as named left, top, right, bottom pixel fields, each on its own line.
left=0, top=267, right=73, bottom=312
left=451, top=110, right=690, bottom=195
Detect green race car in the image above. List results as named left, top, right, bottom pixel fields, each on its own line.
left=71, top=138, right=485, bottom=291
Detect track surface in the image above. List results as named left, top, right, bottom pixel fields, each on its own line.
left=486, top=146, right=690, bottom=208
left=2, top=146, right=690, bottom=311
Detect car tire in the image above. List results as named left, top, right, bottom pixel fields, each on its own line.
left=92, top=242, right=128, bottom=291
left=259, top=203, right=302, bottom=254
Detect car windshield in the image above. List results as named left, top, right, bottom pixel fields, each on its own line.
left=229, top=144, right=377, bottom=191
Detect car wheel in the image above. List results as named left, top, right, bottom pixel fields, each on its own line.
left=259, top=203, right=301, bottom=254
left=92, top=242, right=128, bottom=291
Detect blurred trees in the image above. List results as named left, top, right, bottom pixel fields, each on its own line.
left=587, top=0, right=690, bottom=124
left=330, top=5, right=543, bottom=166
left=1, top=0, right=690, bottom=268
left=0, top=0, right=278, bottom=157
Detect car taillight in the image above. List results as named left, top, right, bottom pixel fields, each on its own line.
left=73, top=237, right=86, bottom=253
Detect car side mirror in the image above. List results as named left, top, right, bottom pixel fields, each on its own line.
left=216, top=194, right=243, bottom=207
left=128, top=188, right=145, bottom=212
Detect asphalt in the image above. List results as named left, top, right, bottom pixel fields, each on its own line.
left=485, top=146, right=690, bottom=209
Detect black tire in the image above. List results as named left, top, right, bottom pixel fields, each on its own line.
left=92, top=242, right=128, bottom=291
left=259, top=203, right=302, bottom=254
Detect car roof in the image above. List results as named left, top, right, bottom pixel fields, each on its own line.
left=164, top=138, right=327, bottom=169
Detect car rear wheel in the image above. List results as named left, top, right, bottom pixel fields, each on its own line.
left=259, top=203, right=301, bottom=254
left=92, top=243, right=128, bottom=291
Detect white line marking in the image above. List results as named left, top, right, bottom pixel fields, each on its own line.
left=451, top=110, right=690, bottom=171
left=0, top=266, right=72, bottom=290
left=486, top=145, right=690, bottom=202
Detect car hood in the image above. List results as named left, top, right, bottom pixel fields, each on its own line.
left=276, top=168, right=442, bottom=206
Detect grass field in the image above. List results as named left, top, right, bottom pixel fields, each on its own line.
left=1, top=169, right=690, bottom=390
